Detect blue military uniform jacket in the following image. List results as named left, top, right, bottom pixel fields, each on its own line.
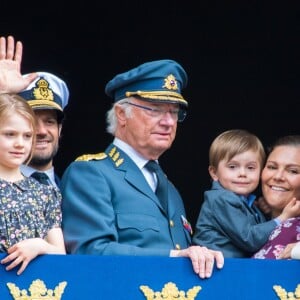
left=61, top=144, right=192, bottom=256
left=192, top=181, right=278, bottom=258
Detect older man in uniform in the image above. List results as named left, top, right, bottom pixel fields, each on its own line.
left=61, top=59, right=224, bottom=279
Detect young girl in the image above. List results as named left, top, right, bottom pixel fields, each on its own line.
left=0, top=93, right=65, bottom=275
left=192, top=129, right=299, bottom=257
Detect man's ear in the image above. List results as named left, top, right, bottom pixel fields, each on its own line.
left=115, top=104, right=127, bottom=125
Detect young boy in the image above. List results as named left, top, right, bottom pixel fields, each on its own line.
left=192, top=129, right=297, bottom=257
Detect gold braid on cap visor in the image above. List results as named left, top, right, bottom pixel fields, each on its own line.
left=27, top=100, right=63, bottom=111
left=125, top=91, right=188, bottom=106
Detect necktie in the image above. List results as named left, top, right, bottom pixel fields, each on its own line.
left=145, top=160, right=168, bottom=212
left=31, top=172, right=50, bottom=185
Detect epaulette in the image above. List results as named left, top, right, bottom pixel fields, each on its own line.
left=75, top=152, right=107, bottom=162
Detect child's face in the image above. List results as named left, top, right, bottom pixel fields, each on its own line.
left=0, top=113, right=33, bottom=169
left=209, top=150, right=261, bottom=196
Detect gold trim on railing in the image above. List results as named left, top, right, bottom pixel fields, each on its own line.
left=273, top=284, right=300, bottom=299
left=140, top=282, right=201, bottom=300
left=7, top=279, right=67, bottom=300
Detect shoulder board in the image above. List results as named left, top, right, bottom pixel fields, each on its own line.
left=75, top=152, right=107, bottom=162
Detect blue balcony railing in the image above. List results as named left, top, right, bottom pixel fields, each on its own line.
left=1, top=254, right=299, bottom=300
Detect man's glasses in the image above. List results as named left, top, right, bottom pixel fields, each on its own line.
left=124, top=102, right=187, bottom=122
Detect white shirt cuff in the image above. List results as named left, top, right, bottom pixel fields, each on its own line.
left=291, top=242, right=300, bottom=259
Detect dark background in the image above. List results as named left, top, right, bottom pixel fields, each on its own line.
left=1, top=1, right=300, bottom=227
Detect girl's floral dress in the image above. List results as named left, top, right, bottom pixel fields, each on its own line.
left=0, top=177, right=62, bottom=252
